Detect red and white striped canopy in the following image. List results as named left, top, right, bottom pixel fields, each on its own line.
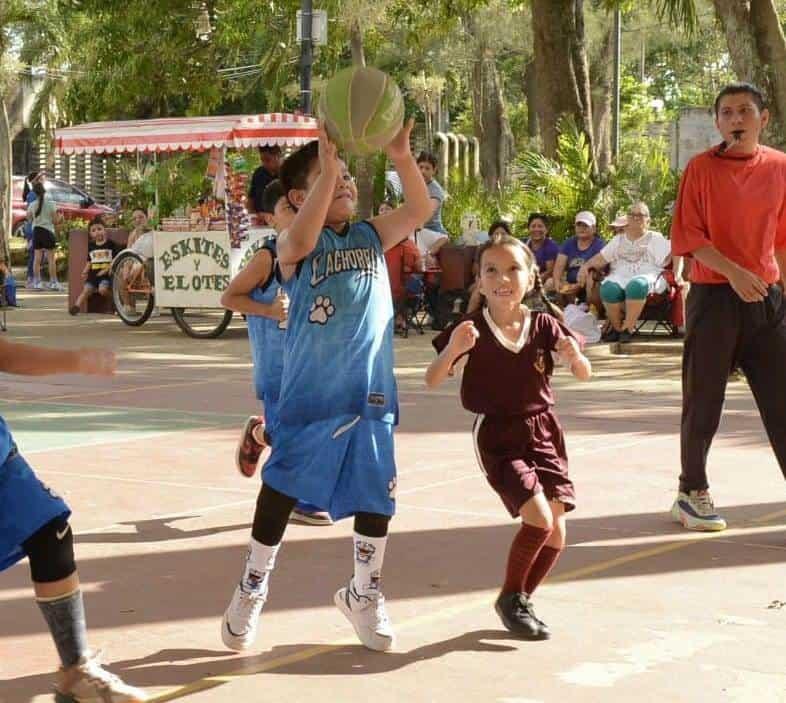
left=55, top=113, right=319, bottom=155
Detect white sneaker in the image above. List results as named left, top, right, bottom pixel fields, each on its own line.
left=55, top=652, right=146, bottom=703
left=50, top=281, right=64, bottom=291
left=671, top=490, right=727, bottom=532
left=334, top=580, right=395, bottom=652
left=221, top=582, right=267, bottom=651
left=33, top=281, right=45, bottom=290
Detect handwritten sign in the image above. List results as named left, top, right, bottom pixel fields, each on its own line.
left=154, top=231, right=232, bottom=308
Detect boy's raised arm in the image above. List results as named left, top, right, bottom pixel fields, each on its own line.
left=276, top=130, right=340, bottom=265
left=371, top=120, right=433, bottom=253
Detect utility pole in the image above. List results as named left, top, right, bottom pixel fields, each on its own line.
left=300, top=0, right=313, bottom=115
left=612, top=9, right=622, bottom=159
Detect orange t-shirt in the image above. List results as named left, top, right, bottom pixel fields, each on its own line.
left=385, top=238, right=421, bottom=302
left=671, top=144, right=786, bottom=284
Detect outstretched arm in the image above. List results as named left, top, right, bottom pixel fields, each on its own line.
left=370, top=120, right=433, bottom=252
left=276, top=129, right=340, bottom=265
left=0, top=338, right=115, bottom=377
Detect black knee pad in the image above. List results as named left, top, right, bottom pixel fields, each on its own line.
left=354, top=512, right=390, bottom=538
left=22, top=516, right=76, bottom=583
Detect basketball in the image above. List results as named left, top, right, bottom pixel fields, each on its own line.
left=318, top=66, right=404, bottom=156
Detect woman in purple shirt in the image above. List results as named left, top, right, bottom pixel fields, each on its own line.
left=525, top=214, right=560, bottom=291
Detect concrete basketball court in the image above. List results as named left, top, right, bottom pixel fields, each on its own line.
left=1, top=290, right=785, bottom=703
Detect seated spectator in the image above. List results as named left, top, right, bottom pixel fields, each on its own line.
left=551, top=210, right=605, bottom=308
left=578, top=201, right=674, bottom=343
left=525, top=213, right=560, bottom=291
left=609, top=213, right=627, bottom=235
left=380, top=202, right=423, bottom=333
left=69, top=217, right=119, bottom=316
left=127, top=208, right=153, bottom=259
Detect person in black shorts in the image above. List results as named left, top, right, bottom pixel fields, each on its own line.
left=70, top=217, right=119, bottom=316
left=427, top=232, right=591, bottom=640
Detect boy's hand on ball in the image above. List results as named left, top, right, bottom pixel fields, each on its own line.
left=385, top=118, right=414, bottom=162
left=78, top=348, right=117, bottom=377
left=448, top=320, right=479, bottom=355
left=318, top=125, right=340, bottom=179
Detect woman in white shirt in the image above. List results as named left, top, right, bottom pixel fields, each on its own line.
left=578, top=202, right=677, bottom=342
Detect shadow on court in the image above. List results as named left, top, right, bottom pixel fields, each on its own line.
left=2, top=631, right=522, bottom=703
left=2, top=502, right=785, bottom=641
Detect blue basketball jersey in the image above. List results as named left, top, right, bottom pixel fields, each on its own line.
left=246, top=242, right=286, bottom=404
left=278, top=221, right=397, bottom=425
left=0, top=417, right=12, bottom=465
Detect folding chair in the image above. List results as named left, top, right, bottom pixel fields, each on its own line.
left=633, top=268, right=685, bottom=338
left=398, top=275, right=428, bottom=338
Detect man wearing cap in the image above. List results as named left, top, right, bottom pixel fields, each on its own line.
left=609, top=213, right=628, bottom=235
left=552, top=210, right=605, bottom=308
left=669, top=82, right=786, bottom=533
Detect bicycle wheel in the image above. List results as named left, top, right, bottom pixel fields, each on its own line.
left=111, top=250, right=154, bottom=326
left=171, top=307, right=233, bottom=339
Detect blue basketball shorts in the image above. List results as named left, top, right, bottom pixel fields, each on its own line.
left=262, top=415, right=396, bottom=521
left=261, top=395, right=281, bottom=443
left=0, top=449, right=71, bottom=573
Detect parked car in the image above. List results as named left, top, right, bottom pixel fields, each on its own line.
left=12, top=176, right=114, bottom=238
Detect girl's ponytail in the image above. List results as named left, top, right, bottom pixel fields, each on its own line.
left=533, top=270, right=564, bottom=322
left=34, top=182, right=45, bottom=218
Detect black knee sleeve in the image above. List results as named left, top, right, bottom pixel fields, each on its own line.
left=22, top=516, right=76, bottom=583
left=354, top=512, right=390, bottom=538
left=252, top=483, right=297, bottom=546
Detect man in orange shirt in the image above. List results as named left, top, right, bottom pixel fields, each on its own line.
left=670, top=83, right=786, bottom=532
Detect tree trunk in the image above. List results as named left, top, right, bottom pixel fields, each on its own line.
left=0, top=98, right=12, bottom=267
left=750, top=0, right=786, bottom=146
left=531, top=0, right=596, bottom=170
left=524, top=60, right=539, bottom=140
left=591, top=24, right=614, bottom=175
left=349, top=20, right=375, bottom=218
left=711, top=0, right=786, bottom=144
left=466, top=14, right=514, bottom=191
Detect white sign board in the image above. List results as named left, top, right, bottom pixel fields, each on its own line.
left=154, top=231, right=232, bottom=308
left=230, top=228, right=276, bottom=274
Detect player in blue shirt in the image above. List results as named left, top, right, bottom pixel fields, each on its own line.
left=221, top=180, right=332, bottom=528
left=0, top=338, right=146, bottom=702
left=220, top=124, right=432, bottom=653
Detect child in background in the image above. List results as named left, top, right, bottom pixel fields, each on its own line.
left=220, top=179, right=332, bottom=529
left=70, top=217, right=119, bottom=316
left=27, top=180, right=63, bottom=291
left=426, top=232, right=591, bottom=640
left=380, top=201, right=422, bottom=333
left=220, top=124, right=432, bottom=653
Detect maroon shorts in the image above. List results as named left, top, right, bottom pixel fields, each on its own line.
left=472, top=410, right=576, bottom=518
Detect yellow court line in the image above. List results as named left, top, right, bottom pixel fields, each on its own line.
left=44, top=377, right=238, bottom=402
left=145, top=508, right=783, bottom=703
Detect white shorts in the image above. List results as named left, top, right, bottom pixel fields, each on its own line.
left=129, top=232, right=154, bottom=260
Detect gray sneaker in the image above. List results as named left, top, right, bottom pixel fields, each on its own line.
left=671, top=490, right=727, bottom=531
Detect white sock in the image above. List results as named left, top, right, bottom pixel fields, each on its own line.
left=241, top=538, right=280, bottom=594
left=353, top=533, right=387, bottom=598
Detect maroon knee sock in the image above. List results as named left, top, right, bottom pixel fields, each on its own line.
left=524, top=545, right=563, bottom=596
left=501, top=524, right=552, bottom=595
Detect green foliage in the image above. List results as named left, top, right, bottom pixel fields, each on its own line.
left=514, top=118, right=608, bottom=240
left=114, top=154, right=211, bottom=219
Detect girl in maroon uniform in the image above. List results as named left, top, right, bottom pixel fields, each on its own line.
left=426, top=233, right=591, bottom=640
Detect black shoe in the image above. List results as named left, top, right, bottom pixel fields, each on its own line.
left=494, top=593, right=550, bottom=640
left=602, top=328, right=620, bottom=343
left=619, top=330, right=632, bottom=343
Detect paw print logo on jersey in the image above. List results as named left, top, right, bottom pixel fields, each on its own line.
left=388, top=477, right=397, bottom=500
left=309, top=295, right=335, bottom=325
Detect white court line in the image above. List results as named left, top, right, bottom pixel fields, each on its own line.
left=0, top=398, right=249, bottom=420
left=36, top=468, right=254, bottom=495
left=21, top=424, right=239, bottom=457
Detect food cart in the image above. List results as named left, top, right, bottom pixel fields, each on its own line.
left=55, top=114, right=319, bottom=337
